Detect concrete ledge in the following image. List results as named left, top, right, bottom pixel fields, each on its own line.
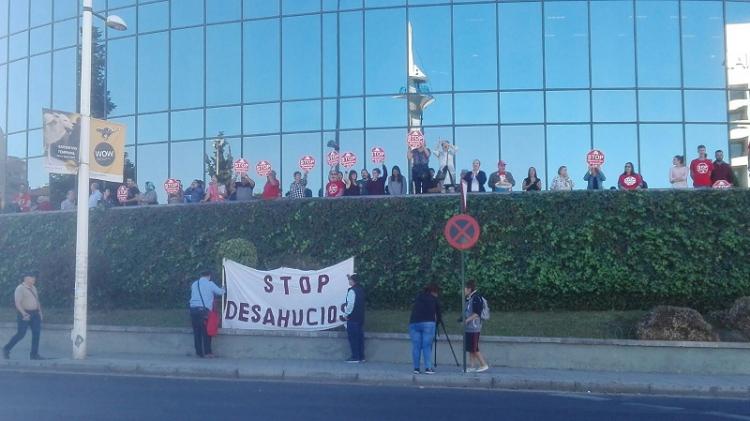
left=1, top=323, right=749, bottom=375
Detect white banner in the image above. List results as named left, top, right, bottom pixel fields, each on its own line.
left=223, top=258, right=355, bottom=331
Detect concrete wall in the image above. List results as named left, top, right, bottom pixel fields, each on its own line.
left=2, top=323, right=749, bottom=375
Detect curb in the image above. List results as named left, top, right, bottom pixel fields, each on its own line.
left=1, top=359, right=748, bottom=399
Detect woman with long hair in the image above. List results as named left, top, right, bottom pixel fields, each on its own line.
left=463, top=159, right=487, bottom=192
left=203, top=175, right=226, bottom=202
left=408, top=283, right=442, bottom=375
left=522, top=167, right=542, bottom=191
left=261, top=170, right=281, bottom=199
left=387, top=165, right=407, bottom=195
left=618, top=162, right=643, bottom=190
left=344, top=170, right=360, bottom=196
left=669, top=155, right=688, bottom=188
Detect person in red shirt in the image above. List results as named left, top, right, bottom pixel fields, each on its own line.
left=617, top=162, right=643, bottom=190
left=689, top=145, right=714, bottom=188
left=710, top=150, right=734, bottom=186
left=325, top=170, right=345, bottom=197
left=261, top=170, right=281, bottom=200
left=12, top=183, right=32, bottom=212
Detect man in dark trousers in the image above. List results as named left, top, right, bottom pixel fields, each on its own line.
left=3, top=272, right=44, bottom=360
left=188, top=270, right=225, bottom=358
left=343, top=273, right=365, bottom=363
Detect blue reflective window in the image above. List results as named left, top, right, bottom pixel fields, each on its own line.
left=591, top=1, right=635, bottom=88
left=10, top=0, right=29, bottom=34
left=138, top=113, right=168, bottom=144
left=365, top=96, right=404, bottom=129
left=501, top=125, right=546, bottom=188
left=423, top=94, right=452, bottom=127
left=53, top=18, right=77, bottom=49
left=108, top=0, right=136, bottom=9
left=207, top=106, right=241, bottom=137
left=207, top=0, right=241, bottom=24
left=365, top=0, right=403, bottom=7
left=338, top=97, right=364, bottom=130
left=0, top=0, right=8, bottom=37
left=106, top=7, right=136, bottom=39
left=684, top=90, right=727, bottom=122
left=28, top=128, right=44, bottom=157
left=454, top=93, right=498, bottom=125
left=546, top=91, right=590, bottom=123
left=243, top=103, right=280, bottom=135
left=139, top=2, right=169, bottom=33
left=639, top=124, right=682, bottom=188
left=337, top=11, right=364, bottom=97
left=8, top=60, right=28, bottom=133
left=685, top=124, right=728, bottom=163
left=500, top=92, right=544, bottom=124
left=366, top=128, right=408, bottom=183
left=170, top=140, right=205, bottom=185
left=7, top=133, right=27, bottom=158
left=323, top=0, right=362, bottom=11
left=281, top=132, right=322, bottom=194
left=411, top=6, right=452, bottom=93
left=30, top=0, right=51, bottom=27
left=244, top=0, right=279, bottom=19
left=592, top=91, right=637, bottom=123
left=283, top=15, right=321, bottom=99
left=110, top=116, right=135, bottom=146
left=171, top=110, right=204, bottom=141
left=244, top=19, right=280, bottom=102
left=365, top=8, right=405, bottom=95
left=499, top=2, right=543, bottom=90
left=545, top=1, right=589, bottom=89
left=29, top=25, right=51, bottom=55
left=27, top=157, right=48, bottom=189
left=681, top=1, right=725, bottom=89
left=243, top=135, right=281, bottom=178
left=9, top=32, right=28, bottom=61
left=0, top=65, right=7, bottom=129
left=52, top=47, right=76, bottom=112
left=592, top=124, right=638, bottom=177
left=455, top=126, right=498, bottom=175
left=172, top=0, right=204, bottom=28
left=547, top=125, right=591, bottom=189
left=453, top=4, right=496, bottom=91
left=282, top=0, right=318, bottom=15
left=171, top=27, right=204, bottom=110
left=283, top=100, right=321, bottom=132
left=108, top=37, right=136, bottom=117
left=138, top=32, right=169, bottom=112
left=207, top=23, right=241, bottom=106
left=636, top=1, right=680, bottom=88
left=638, top=90, right=682, bottom=122
left=28, top=53, right=51, bottom=129
left=137, top=143, right=168, bottom=202
left=54, top=0, right=77, bottom=21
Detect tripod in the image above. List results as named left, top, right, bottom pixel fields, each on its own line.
left=433, top=319, right=460, bottom=367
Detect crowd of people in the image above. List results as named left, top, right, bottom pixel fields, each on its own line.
left=1, top=144, right=741, bottom=213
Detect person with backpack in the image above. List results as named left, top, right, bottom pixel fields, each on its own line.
left=408, top=283, right=442, bottom=374
left=188, top=270, right=225, bottom=358
left=463, top=280, right=489, bottom=372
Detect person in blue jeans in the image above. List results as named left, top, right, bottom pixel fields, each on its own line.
left=344, top=274, right=366, bottom=363
left=408, top=283, right=442, bottom=374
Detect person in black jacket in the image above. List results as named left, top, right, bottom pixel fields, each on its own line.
left=408, top=283, right=442, bottom=374
left=366, top=164, right=388, bottom=195
left=463, top=159, right=487, bottom=192
left=343, top=274, right=365, bottom=363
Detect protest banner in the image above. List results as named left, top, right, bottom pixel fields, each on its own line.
left=223, top=258, right=355, bottom=331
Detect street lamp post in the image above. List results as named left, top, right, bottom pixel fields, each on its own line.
left=72, top=0, right=127, bottom=360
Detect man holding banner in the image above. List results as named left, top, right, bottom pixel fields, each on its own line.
left=343, top=274, right=366, bottom=363
left=188, top=271, right=225, bottom=358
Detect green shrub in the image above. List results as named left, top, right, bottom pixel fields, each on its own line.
left=216, top=238, right=258, bottom=269
left=0, top=190, right=748, bottom=311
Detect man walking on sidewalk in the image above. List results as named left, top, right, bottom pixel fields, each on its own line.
left=343, top=274, right=365, bottom=363
left=188, top=271, right=225, bottom=358
left=3, top=272, right=44, bottom=360
left=464, top=281, right=489, bottom=372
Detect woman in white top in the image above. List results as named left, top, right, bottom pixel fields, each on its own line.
left=669, top=155, right=688, bottom=188
left=434, top=140, right=458, bottom=190
left=550, top=166, right=574, bottom=191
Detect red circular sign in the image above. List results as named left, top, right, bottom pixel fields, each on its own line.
left=233, top=158, right=250, bottom=175
left=586, top=149, right=605, bottom=167
left=116, top=185, right=129, bottom=204
left=327, top=150, right=340, bottom=167
left=340, top=152, right=358, bottom=169
left=407, top=130, right=425, bottom=150
left=712, top=180, right=732, bottom=189
left=164, top=178, right=180, bottom=194
left=256, top=160, right=273, bottom=177
left=371, top=146, right=386, bottom=164
left=444, top=214, right=481, bottom=251
left=299, top=155, right=316, bottom=171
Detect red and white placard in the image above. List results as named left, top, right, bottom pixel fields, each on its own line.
left=327, top=150, right=340, bottom=167
left=164, top=178, right=180, bottom=194
left=371, top=146, right=386, bottom=164
left=116, top=185, right=129, bottom=203
left=256, top=160, right=273, bottom=177
left=407, top=129, right=425, bottom=150
left=299, top=155, right=316, bottom=171
left=712, top=180, right=732, bottom=189
left=586, top=149, right=605, bottom=167
left=340, top=152, right=358, bottom=169
left=233, top=158, right=250, bottom=175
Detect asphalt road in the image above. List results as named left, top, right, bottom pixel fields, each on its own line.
left=0, top=371, right=748, bottom=421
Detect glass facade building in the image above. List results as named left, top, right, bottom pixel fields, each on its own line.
left=2, top=0, right=750, bottom=202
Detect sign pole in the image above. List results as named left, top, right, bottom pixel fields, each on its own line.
left=221, top=260, right=227, bottom=321
left=461, top=250, right=466, bottom=373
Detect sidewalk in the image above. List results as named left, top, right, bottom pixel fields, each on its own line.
left=1, top=352, right=749, bottom=398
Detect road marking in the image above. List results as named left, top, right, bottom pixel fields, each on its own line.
left=546, top=393, right=611, bottom=402
left=622, top=403, right=685, bottom=411
left=703, top=411, right=750, bottom=421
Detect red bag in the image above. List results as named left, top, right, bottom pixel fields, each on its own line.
left=206, top=306, right=220, bottom=337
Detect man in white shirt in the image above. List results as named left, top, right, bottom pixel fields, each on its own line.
left=88, top=182, right=102, bottom=208
left=188, top=270, right=225, bottom=358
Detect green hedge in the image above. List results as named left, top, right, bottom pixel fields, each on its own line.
left=0, top=190, right=748, bottom=311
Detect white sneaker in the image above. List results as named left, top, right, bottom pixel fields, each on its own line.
left=476, top=365, right=489, bottom=373
left=466, top=367, right=477, bottom=373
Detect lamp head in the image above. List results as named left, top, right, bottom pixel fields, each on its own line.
left=106, top=15, right=127, bottom=31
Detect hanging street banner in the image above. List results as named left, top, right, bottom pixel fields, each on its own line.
left=43, top=108, right=127, bottom=182
left=223, top=258, right=355, bottom=332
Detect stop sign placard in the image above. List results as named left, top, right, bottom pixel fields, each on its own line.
left=586, top=149, right=605, bottom=167
left=233, top=158, right=250, bottom=175
left=340, top=152, right=358, bottom=169
left=327, top=150, right=340, bottom=167
left=116, top=185, right=129, bottom=204
left=407, top=129, right=425, bottom=150
left=164, top=178, right=180, bottom=194
left=713, top=180, right=732, bottom=189
left=371, top=146, right=386, bottom=164
left=299, top=155, right=316, bottom=171
left=256, top=160, right=273, bottom=177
